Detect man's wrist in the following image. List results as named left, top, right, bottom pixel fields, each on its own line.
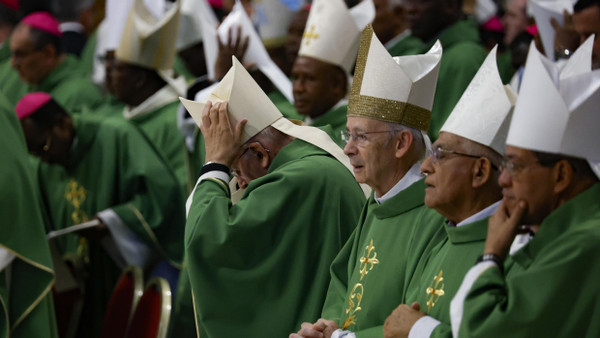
left=201, top=161, right=230, bottom=176
left=477, top=253, right=504, bottom=273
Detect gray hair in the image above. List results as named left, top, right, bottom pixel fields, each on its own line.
left=383, top=121, right=426, bottom=159
left=461, top=138, right=503, bottom=181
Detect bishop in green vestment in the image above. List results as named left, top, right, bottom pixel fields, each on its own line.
left=16, top=93, right=185, bottom=336
left=0, top=93, right=58, bottom=338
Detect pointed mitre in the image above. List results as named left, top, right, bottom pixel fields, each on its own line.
left=298, top=0, right=374, bottom=73
left=253, top=0, right=296, bottom=48
left=116, top=0, right=181, bottom=70
left=348, top=25, right=442, bottom=131
left=507, top=40, right=600, bottom=178
left=177, top=0, right=212, bottom=50
left=529, top=0, right=573, bottom=61
left=180, top=56, right=371, bottom=195
left=441, top=46, right=517, bottom=155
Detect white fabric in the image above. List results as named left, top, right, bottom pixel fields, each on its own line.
left=509, top=232, right=534, bottom=255
left=506, top=41, right=600, bottom=166
left=331, top=329, right=356, bottom=338
left=529, top=0, right=573, bottom=62
left=375, top=162, right=423, bottom=204
left=253, top=0, right=296, bottom=46
left=456, top=201, right=500, bottom=227
left=408, top=315, right=441, bottom=338
left=450, top=261, right=497, bottom=337
left=97, top=209, right=157, bottom=269
left=177, top=0, right=216, bottom=50
left=186, top=170, right=231, bottom=217
left=474, top=0, right=497, bottom=24
left=217, top=1, right=294, bottom=102
left=104, top=0, right=135, bottom=52
left=0, top=247, right=15, bottom=273
left=59, top=22, right=85, bottom=34
left=440, top=46, right=517, bottom=155
left=384, top=29, right=411, bottom=50
left=123, top=81, right=181, bottom=119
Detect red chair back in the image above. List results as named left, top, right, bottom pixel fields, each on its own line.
left=100, top=266, right=144, bottom=338
left=126, top=277, right=172, bottom=338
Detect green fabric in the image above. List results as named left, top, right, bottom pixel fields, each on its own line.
left=0, top=94, right=58, bottom=338
left=27, top=55, right=103, bottom=113
left=422, top=19, right=487, bottom=141
left=184, top=130, right=205, bottom=194
left=0, top=60, right=26, bottom=107
left=406, top=218, right=489, bottom=338
left=321, top=179, right=446, bottom=337
left=311, top=104, right=348, bottom=148
left=186, top=138, right=366, bottom=338
left=126, top=100, right=187, bottom=191
left=268, top=89, right=304, bottom=121
left=459, top=183, right=600, bottom=337
left=35, top=114, right=185, bottom=336
left=386, top=34, right=423, bottom=57
left=173, top=55, right=196, bottom=83
left=84, top=94, right=125, bottom=118
left=0, top=42, right=10, bottom=64
left=168, top=257, right=196, bottom=338
left=497, top=49, right=515, bottom=85
left=78, top=31, right=98, bottom=77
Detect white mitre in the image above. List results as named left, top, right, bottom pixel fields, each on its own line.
left=116, top=0, right=180, bottom=71
left=348, top=25, right=442, bottom=132
left=506, top=40, right=600, bottom=179
left=176, top=0, right=216, bottom=51
left=253, top=0, right=297, bottom=48
left=298, top=0, right=375, bottom=73
left=529, top=0, right=573, bottom=61
left=180, top=56, right=371, bottom=196
left=441, top=46, right=518, bottom=155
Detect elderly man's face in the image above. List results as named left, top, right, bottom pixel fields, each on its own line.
left=10, top=25, right=51, bottom=84
left=344, top=116, right=398, bottom=195
left=420, top=132, right=479, bottom=215
left=497, top=145, right=556, bottom=225
left=231, top=141, right=270, bottom=189
left=502, top=0, right=529, bottom=46
left=292, top=56, right=344, bottom=118
left=573, top=5, right=600, bottom=69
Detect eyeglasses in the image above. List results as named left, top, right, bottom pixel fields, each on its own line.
left=499, top=158, right=557, bottom=176
left=341, top=130, right=398, bottom=146
left=231, top=141, right=270, bottom=178
left=432, top=146, right=499, bottom=170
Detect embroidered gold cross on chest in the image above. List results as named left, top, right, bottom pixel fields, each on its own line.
left=425, top=270, right=445, bottom=313
left=359, top=239, right=379, bottom=280
left=302, top=25, right=319, bottom=46
left=65, top=179, right=87, bottom=209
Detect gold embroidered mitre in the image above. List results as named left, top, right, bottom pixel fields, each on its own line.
left=117, top=0, right=181, bottom=71
left=348, top=25, right=442, bottom=131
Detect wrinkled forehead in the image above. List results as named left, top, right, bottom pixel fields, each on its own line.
left=346, top=116, right=392, bottom=132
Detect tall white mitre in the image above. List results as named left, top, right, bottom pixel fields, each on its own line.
left=179, top=56, right=371, bottom=196
left=116, top=0, right=180, bottom=71
left=348, top=25, right=442, bottom=133
left=529, top=0, right=573, bottom=61
left=506, top=39, right=600, bottom=179
left=176, top=0, right=217, bottom=51
left=441, top=46, right=518, bottom=155
left=298, top=0, right=375, bottom=73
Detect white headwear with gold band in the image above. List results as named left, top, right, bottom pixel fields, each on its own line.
left=507, top=40, right=600, bottom=179
left=348, top=25, right=442, bottom=132
left=117, top=0, right=180, bottom=71
left=441, top=46, right=518, bottom=155
left=180, top=56, right=371, bottom=196
left=529, top=0, right=573, bottom=62
left=298, top=0, right=375, bottom=73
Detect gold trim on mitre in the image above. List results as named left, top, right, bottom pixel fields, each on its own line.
left=348, top=25, right=432, bottom=131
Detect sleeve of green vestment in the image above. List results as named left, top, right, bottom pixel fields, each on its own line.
left=108, top=126, right=185, bottom=266
left=458, top=235, right=600, bottom=338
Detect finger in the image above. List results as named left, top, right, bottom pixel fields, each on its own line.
left=235, top=119, right=248, bottom=144
left=228, top=26, right=234, bottom=48
left=234, top=25, right=243, bottom=51
left=240, top=35, right=250, bottom=58
left=550, top=17, right=559, bottom=30
left=507, top=200, right=528, bottom=228
left=209, top=101, right=221, bottom=125
left=200, top=101, right=213, bottom=132
left=564, top=9, right=573, bottom=26
left=411, top=301, right=421, bottom=311
left=299, top=323, right=324, bottom=338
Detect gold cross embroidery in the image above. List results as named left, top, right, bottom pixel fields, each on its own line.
left=302, top=25, right=319, bottom=46
left=358, top=239, right=379, bottom=280
left=65, top=179, right=87, bottom=209
left=425, top=270, right=445, bottom=313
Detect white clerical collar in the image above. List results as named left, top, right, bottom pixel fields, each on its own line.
left=454, top=200, right=500, bottom=227
left=375, top=162, right=423, bottom=204
left=384, top=29, right=412, bottom=49
left=123, top=83, right=180, bottom=120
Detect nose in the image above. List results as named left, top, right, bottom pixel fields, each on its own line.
left=498, top=167, right=512, bottom=187
left=420, top=155, right=433, bottom=176
left=343, top=139, right=357, bottom=156
left=292, top=77, right=304, bottom=95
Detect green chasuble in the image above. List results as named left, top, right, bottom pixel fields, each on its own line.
left=386, top=33, right=423, bottom=57
left=406, top=217, right=489, bottom=337
left=84, top=94, right=125, bottom=118
left=0, top=60, right=26, bottom=107
left=310, top=104, right=348, bottom=148
left=321, top=179, right=445, bottom=337
left=0, top=41, right=10, bottom=64
left=497, top=49, right=515, bottom=85
left=26, top=55, right=104, bottom=113
left=422, top=19, right=487, bottom=141
left=36, top=115, right=185, bottom=335
left=186, top=138, right=366, bottom=338
left=268, top=89, right=304, bottom=121
left=78, top=30, right=98, bottom=77
left=0, top=95, right=58, bottom=338
left=457, top=183, right=600, bottom=337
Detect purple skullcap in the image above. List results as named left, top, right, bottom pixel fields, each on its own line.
left=21, top=12, right=62, bottom=36
left=15, top=92, right=52, bottom=120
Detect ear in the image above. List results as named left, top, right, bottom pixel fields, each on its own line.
left=471, top=157, right=493, bottom=189
left=248, top=143, right=271, bottom=170
left=394, top=129, right=413, bottom=159
left=331, top=68, right=348, bottom=96
left=552, top=159, right=573, bottom=195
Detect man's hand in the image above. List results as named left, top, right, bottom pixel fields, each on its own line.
left=215, top=25, right=250, bottom=80
left=551, top=10, right=580, bottom=59
left=290, top=319, right=339, bottom=338
left=200, top=101, right=247, bottom=167
left=383, top=302, right=425, bottom=338
left=484, top=199, right=528, bottom=259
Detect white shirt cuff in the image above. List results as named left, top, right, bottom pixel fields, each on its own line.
left=185, top=169, right=231, bottom=217
left=97, top=209, right=157, bottom=269
left=331, top=329, right=356, bottom=338
left=409, top=315, right=441, bottom=338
